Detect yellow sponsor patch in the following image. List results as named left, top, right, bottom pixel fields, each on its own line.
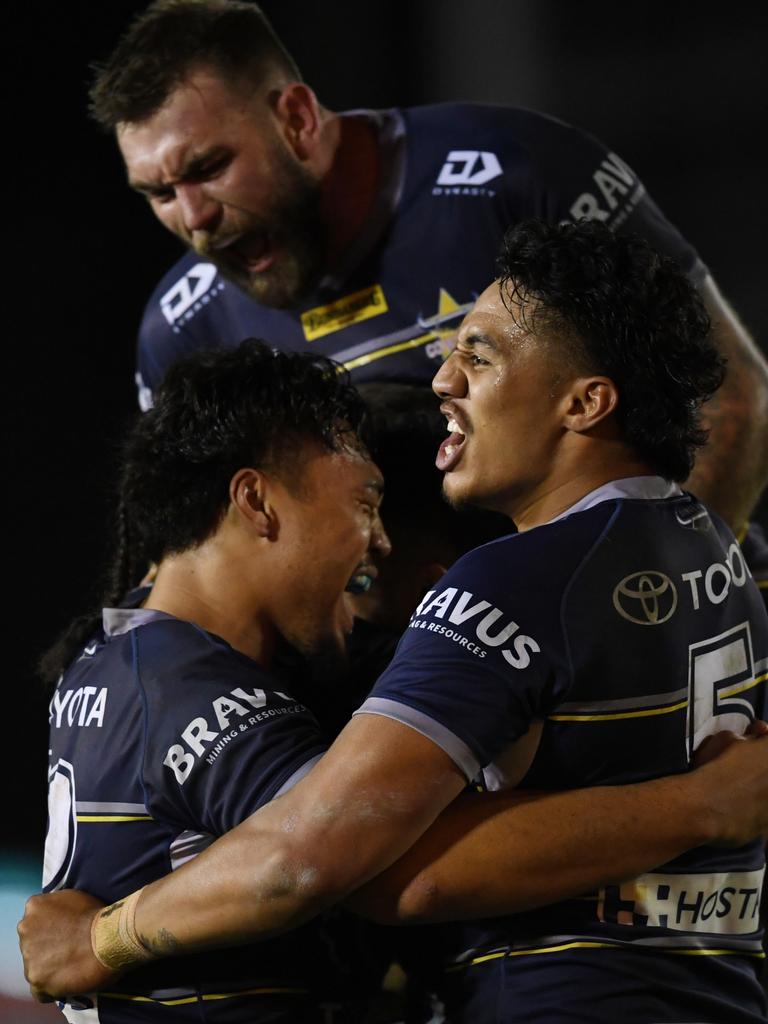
left=301, top=285, right=387, bottom=341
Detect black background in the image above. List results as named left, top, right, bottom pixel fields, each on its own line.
left=8, top=1, right=768, bottom=852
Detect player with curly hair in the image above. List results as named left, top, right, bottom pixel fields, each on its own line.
left=21, top=222, right=768, bottom=1022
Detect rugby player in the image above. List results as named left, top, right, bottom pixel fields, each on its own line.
left=89, top=0, right=768, bottom=543
left=21, top=223, right=768, bottom=1022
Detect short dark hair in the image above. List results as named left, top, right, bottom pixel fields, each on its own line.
left=40, top=340, right=364, bottom=682
left=497, top=219, right=724, bottom=481
left=89, top=0, right=301, bottom=130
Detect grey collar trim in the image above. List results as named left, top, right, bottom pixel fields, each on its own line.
left=102, top=607, right=174, bottom=637
left=547, top=476, right=683, bottom=526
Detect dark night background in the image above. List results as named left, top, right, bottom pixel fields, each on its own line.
left=4, top=0, right=767, bottom=1009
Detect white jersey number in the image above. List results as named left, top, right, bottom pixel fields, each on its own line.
left=687, top=621, right=756, bottom=758
left=42, top=758, right=78, bottom=891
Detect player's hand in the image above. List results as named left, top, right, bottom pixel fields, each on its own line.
left=692, top=721, right=768, bottom=846
left=18, top=889, right=119, bottom=1001
left=693, top=719, right=768, bottom=766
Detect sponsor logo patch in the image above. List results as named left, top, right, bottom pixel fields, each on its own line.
left=613, top=571, right=677, bottom=625
left=433, top=150, right=502, bottom=197
left=410, top=586, right=540, bottom=669
left=160, top=263, right=223, bottom=331
left=301, top=284, right=388, bottom=341
left=598, top=868, right=765, bottom=935
left=569, top=152, right=645, bottom=228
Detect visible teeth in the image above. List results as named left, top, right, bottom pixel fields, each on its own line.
left=445, top=445, right=456, bottom=457
left=447, top=418, right=464, bottom=434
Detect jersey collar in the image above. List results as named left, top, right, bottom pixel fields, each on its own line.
left=102, top=606, right=175, bottom=637
left=547, top=475, right=683, bottom=526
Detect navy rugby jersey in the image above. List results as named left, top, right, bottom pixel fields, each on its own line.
left=135, top=103, right=705, bottom=409
left=44, top=609, right=337, bottom=1024
left=357, top=478, right=768, bottom=1023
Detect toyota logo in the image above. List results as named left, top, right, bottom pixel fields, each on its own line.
left=612, top=571, right=677, bottom=625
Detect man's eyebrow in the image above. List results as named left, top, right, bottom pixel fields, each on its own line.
left=461, top=332, right=499, bottom=352
left=363, top=479, right=385, bottom=498
left=128, top=149, right=227, bottom=194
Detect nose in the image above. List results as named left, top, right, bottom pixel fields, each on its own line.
left=174, top=183, right=223, bottom=237
left=370, top=510, right=392, bottom=560
left=432, top=350, right=467, bottom=399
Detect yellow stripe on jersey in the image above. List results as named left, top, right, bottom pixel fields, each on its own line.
left=549, top=698, right=689, bottom=723
left=446, top=941, right=617, bottom=970
left=446, top=941, right=765, bottom=971
left=550, top=670, right=766, bottom=722
left=101, top=986, right=310, bottom=1005
left=668, top=948, right=765, bottom=958
left=720, top=670, right=768, bottom=698
left=76, top=815, right=153, bottom=822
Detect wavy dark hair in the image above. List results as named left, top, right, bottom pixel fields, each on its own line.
left=40, top=340, right=365, bottom=683
left=497, top=219, right=724, bottom=481
left=90, top=0, right=300, bottom=130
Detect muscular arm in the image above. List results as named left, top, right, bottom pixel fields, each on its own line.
left=686, top=276, right=768, bottom=527
left=20, top=718, right=768, bottom=999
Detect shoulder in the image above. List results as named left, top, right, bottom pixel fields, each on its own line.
left=403, top=101, right=581, bottom=140
left=439, top=503, right=620, bottom=592
left=131, top=617, right=275, bottom=697
left=134, top=620, right=327, bottom=822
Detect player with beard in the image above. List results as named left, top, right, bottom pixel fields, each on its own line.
left=90, top=0, right=768, bottom=562
left=20, top=224, right=768, bottom=1023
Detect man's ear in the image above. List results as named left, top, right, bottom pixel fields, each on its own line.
left=272, top=83, right=322, bottom=161
left=561, top=376, right=619, bottom=434
left=230, top=468, right=275, bottom=538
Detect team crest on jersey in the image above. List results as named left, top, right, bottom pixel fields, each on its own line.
left=301, top=284, right=388, bottom=341
left=433, top=150, right=502, bottom=197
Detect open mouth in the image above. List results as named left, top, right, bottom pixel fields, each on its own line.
left=345, top=567, right=377, bottom=595
left=338, top=564, right=378, bottom=636
left=223, top=230, right=275, bottom=274
left=436, top=416, right=467, bottom=472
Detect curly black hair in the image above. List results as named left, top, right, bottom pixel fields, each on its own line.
left=89, top=0, right=300, bottom=130
left=497, top=219, right=725, bottom=482
left=40, top=340, right=365, bottom=682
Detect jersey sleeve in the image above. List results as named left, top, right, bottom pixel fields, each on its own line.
left=355, top=538, right=559, bottom=779
left=135, top=623, right=328, bottom=835
left=498, top=108, right=707, bottom=283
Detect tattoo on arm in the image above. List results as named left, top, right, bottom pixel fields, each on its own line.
left=143, top=928, right=181, bottom=956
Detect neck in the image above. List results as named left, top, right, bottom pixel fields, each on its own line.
left=509, top=453, right=656, bottom=531
left=319, top=112, right=380, bottom=266
left=144, top=549, right=275, bottom=666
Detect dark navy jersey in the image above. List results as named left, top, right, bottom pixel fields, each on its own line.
left=358, top=478, right=768, bottom=1023
left=44, top=609, right=338, bottom=1023
left=135, top=104, right=705, bottom=408
left=743, top=520, right=768, bottom=615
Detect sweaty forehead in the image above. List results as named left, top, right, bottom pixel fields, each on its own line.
left=459, top=280, right=529, bottom=344
left=300, top=445, right=383, bottom=496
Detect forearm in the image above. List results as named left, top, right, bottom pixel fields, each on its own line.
left=351, top=733, right=768, bottom=926
left=686, top=277, right=768, bottom=527
left=125, top=715, right=465, bottom=957
left=134, top=804, right=349, bottom=956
